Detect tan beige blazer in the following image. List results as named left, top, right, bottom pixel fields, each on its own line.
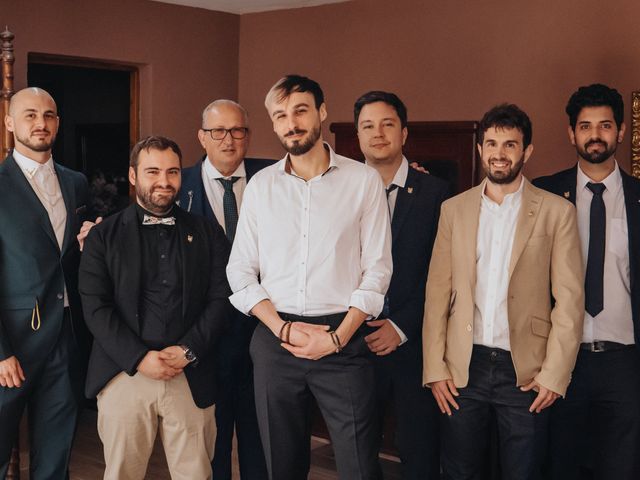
left=422, top=178, right=584, bottom=396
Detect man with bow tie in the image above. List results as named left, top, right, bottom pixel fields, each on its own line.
left=79, top=135, right=231, bottom=479
left=0, top=87, right=89, bottom=479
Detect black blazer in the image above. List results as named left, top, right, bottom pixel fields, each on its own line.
left=0, top=154, right=88, bottom=369
left=79, top=204, right=231, bottom=408
left=178, top=157, right=276, bottom=224
left=384, top=167, right=450, bottom=359
left=533, top=165, right=640, bottom=347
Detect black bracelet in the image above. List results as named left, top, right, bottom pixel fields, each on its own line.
left=329, top=330, right=342, bottom=353
left=278, top=321, right=292, bottom=344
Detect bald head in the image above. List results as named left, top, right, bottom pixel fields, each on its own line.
left=201, top=99, right=248, bottom=128
left=8, top=87, right=57, bottom=116
left=5, top=87, right=59, bottom=162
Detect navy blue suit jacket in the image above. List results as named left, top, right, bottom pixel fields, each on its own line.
left=533, top=165, right=640, bottom=348
left=384, top=168, right=450, bottom=360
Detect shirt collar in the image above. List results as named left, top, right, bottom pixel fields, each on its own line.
left=577, top=160, right=622, bottom=196
left=135, top=203, right=176, bottom=222
left=203, top=157, right=246, bottom=181
left=278, top=142, right=339, bottom=177
left=364, top=156, right=408, bottom=189
left=13, top=148, right=54, bottom=179
left=481, top=176, right=524, bottom=208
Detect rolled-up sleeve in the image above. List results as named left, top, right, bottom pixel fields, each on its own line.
left=348, top=170, right=392, bottom=317
left=226, top=181, right=270, bottom=315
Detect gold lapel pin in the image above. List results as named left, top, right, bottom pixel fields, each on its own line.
left=407, top=187, right=413, bottom=194
left=563, top=191, right=570, bottom=198
left=187, top=234, right=193, bottom=243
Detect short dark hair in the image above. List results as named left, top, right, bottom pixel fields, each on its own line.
left=353, top=91, right=408, bottom=129
left=565, top=83, right=624, bottom=129
left=265, top=74, right=325, bottom=110
left=129, top=135, right=182, bottom=170
left=478, top=103, right=532, bottom=149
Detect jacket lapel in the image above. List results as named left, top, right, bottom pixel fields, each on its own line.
left=56, top=165, right=76, bottom=255
left=462, top=183, right=483, bottom=290
left=120, top=205, right=143, bottom=332
left=176, top=209, right=196, bottom=318
left=621, top=170, right=640, bottom=290
left=5, top=155, right=59, bottom=250
left=391, top=169, right=419, bottom=242
left=508, top=179, right=542, bottom=279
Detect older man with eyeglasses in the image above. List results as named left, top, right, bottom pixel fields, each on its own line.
left=178, top=99, right=274, bottom=480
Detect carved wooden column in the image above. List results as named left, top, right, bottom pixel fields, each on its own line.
left=632, top=91, right=640, bottom=179
left=1, top=27, right=15, bottom=161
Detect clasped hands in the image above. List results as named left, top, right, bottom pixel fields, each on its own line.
left=137, top=345, right=189, bottom=380
left=429, top=378, right=560, bottom=416
left=279, top=322, right=337, bottom=360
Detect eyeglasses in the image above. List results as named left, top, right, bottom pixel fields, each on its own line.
left=202, top=127, right=249, bottom=140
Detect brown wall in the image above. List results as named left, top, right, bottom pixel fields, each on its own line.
left=238, top=0, right=640, bottom=178
left=3, top=0, right=239, bottom=165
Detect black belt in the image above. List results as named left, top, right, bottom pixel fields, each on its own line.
left=580, top=341, right=632, bottom=353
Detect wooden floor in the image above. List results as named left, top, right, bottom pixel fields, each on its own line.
left=17, top=408, right=402, bottom=479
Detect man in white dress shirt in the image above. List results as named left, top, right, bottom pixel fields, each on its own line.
left=0, top=87, right=89, bottom=479
left=226, top=75, right=392, bottom=480
left=533, top=83, right=640, bottom=479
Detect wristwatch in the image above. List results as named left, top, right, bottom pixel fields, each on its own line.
left=180, top=345, right=197, bottom=363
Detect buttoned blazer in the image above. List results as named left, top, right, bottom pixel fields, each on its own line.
left=422, top=178, right=584, bottom=396
left=79, top=204, right=231, bottom=408
left=0, top=154, right=89, bottom=369
left=383, top=168, right=450, bottom=361
left=533, top=165, right=640, bottom=348
left=178, top=157, right=277, bottom=227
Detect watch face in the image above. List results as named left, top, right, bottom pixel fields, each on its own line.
left=183, top=347, right=196, bottom=362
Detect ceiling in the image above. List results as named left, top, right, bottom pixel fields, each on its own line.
left=151, top=0, right=352, bottom=15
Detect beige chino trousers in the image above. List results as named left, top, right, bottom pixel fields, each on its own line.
left=97, top=371, right=215, bottom=480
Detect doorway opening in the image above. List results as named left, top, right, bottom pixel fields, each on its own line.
left=27, top=53, right=139, bottom=217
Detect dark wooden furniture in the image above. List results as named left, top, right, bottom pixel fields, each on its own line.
left=330, top=120, right=480, bottom=193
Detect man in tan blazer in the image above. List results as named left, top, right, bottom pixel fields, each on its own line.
left=423, top=104, right=584, bottom=479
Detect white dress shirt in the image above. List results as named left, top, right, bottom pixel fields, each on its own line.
left=576, top=162, right=634, bottom=344
left=227, top=143, right=393, bottom=317
left=365, top=157, right=409, bottom=344
left=473, top=178, right=524, bottom=351
left=13, top=149, right=69, bottom=306
left=201, top=157, right=247, bottom=234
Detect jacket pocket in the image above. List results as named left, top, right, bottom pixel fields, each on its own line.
left=0, top=294, right=36, bottom=311
left=530, top=316, right=551, bottom=338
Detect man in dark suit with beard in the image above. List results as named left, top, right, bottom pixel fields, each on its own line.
left=533, top=83, right=640, bottom=479
left=80, top=135, right=230, bottom=479
left=354, top=91, right=449, bottom=479
left=0, top=87, right=89, bottom=479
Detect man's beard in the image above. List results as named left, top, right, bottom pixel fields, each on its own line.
left=484, top=154, right=525, bottom=185
left=577, top=138, right=617, bottom=164
left=136, top=184, right=177, bottom=214
left=15, top=131, right=56, bottom=153
left=280, top=126, right=321, bottom=156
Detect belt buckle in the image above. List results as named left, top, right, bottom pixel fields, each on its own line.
left=590, top=341, right=605, bottom=353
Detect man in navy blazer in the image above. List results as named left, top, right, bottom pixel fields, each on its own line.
left=354, top=91, right=449, bottom=479
left=0, top=88, right=89, bottom=479
left=178, top=100, right=274, bottom=480
left=533, top=84, right=640, bottom=479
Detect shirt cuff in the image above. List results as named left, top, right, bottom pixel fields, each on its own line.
left=229, top=283, right=271, bottom=316
left=387, top=319, right=408, bottom=346
left=349, top=289, right=385, bottom=318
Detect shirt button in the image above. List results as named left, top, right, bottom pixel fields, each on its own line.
left=466, top=324, right=472, bottom=332
left=161, top=254, right=166, bottom=259
left=57, top=293, right=63, bottom=300
left=162, top=280, right=168, bottom=285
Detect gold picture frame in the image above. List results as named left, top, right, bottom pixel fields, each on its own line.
left=632, top=91, right=640, bottom=178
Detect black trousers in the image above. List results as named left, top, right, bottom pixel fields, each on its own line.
left=370, top=341, right=440, bottom=480
left=546, top=346, right=640, bottom=480
left=441, top=345, right=548, bottom=480
left=251, top=312, right=378, bottom=480
left=0, top=308, right=81, bottom=480
left=212, top=314, right=267, bottom=480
